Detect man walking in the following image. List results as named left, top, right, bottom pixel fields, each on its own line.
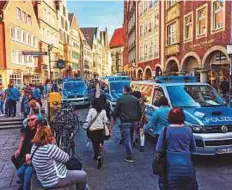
left=112, top=86, right=141, bottom=163
left=7, top=83, right=20, bottom=117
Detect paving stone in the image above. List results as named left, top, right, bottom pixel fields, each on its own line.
left=0, top=177, right=11, bottom=189
left=0, top=168, right=15, bottom=179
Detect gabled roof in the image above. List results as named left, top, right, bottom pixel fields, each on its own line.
left=0, top=1, right=8, bottom=15
left=68, top=13, right=74, bottom=25
left=80, top=27, right=98, bottom=49
left=110, top=27, right=124, bottom=49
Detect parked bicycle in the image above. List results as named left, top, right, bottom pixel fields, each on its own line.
left=51, top=101, right=81, bottom=156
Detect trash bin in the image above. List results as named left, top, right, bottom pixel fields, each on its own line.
left=48, top=92, right=62, bottom=122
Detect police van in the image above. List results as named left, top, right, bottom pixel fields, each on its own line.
left=62, top=78, right=89, bottom=106
left=103, top=76, right=131, bottom=110
left=131, top=76, right=232, bottom=155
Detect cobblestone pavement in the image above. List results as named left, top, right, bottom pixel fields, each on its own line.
left=1, top=108, right=232, bottom=190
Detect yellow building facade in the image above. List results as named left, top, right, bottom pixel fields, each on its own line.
left=69, top=13, right=81, bottom=76
left=34, top=0, right=60, bottom=82
left=2, top=1, right=41, bottom=88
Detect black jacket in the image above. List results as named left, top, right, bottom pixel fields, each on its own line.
left=113, top=94, right=142, bottom=123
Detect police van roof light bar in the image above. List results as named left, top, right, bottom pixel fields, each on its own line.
left=155, top=76, right=198, bottom=83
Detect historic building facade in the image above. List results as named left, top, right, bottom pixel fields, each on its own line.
left=137, top=0, right=162, bottom=80
left=0, top=1, right=41, bottom=88
left=33, top=0, right=60, bottom=82
left=164, top=0, right=231, bottom=83
left=68, top=13, right=81, bottom=77
left=110, top=28, right=124, bottom=75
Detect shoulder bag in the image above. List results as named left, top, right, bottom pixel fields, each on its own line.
left=65, top=154, right=83, bottom=170
left=83, top=112, right=100, bottom=131
left=152, top=127, right=167, bottom=176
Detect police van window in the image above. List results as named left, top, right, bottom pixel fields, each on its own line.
left=152, top=88, right=164, bottom=106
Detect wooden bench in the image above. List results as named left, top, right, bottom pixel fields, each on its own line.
left=31, top=174, right=76, bottom=190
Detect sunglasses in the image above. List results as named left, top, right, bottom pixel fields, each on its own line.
left=28, top=118, right=36, bottom=122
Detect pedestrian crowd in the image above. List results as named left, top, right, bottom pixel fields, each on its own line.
left=7, top=79, right=88, bottom=190
left=84, top=81, right=199, bottom=190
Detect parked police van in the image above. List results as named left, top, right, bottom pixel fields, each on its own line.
left=62, top=78, right=89, bottom=106
left=131, top=76, right=232, bottom=155
left=103, top=76, right=131, bottom=110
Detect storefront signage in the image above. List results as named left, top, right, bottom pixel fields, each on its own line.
left=190, top=39, right=214, bottom=49
left=56, top=59, right=65, bottom=69
left=22, top=51, right=47, bottom=56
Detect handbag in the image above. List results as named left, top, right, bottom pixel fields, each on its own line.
left=103, top=122, right=111, bottom=141
left=152, top=127, right=167, bottom=176
left=65, top=155, right=83, bottom=170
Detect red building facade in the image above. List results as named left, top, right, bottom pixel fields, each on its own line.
left=164, top=1, right=231, bottom=83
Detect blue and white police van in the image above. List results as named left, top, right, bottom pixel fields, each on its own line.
left=62, top=78, right=89, bottom=106
left=131, top=76, right=232, bottom=155
left=103, top=76, right=131, bottom=110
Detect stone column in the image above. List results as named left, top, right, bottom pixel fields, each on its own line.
left=200, top=70, right=208, bottom=83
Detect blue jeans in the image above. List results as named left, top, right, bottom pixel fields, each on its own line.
left=0, top=100, right=3, bottom=114
left=120, top=123, right=135, bottom=157
left=17, top=164, right=33, bottom=190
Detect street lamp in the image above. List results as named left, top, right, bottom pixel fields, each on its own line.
left=226, top=45, right=232, bottom=105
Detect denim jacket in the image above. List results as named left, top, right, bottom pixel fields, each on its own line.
left=144, top=106, right=170, bottom=135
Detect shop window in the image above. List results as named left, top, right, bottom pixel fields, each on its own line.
left=184, top=13, right=193, bottom=41
left=167, top=22, right=176, bottom=45
left=197, top=6, right=207, bottom=36
left=213, top=0, right=224, bottom=30
left=10, top=74, right=22, bottom=89
left=16, top=8, right=21, bottom=20
left=32, top=76, right=40, bottom=84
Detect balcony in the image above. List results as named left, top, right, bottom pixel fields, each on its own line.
left=166, top=3, right=180, bottom=23
left=166, top=44, right=180, bottom=56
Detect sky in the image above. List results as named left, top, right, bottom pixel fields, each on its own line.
left=67, top=1, right=123, bottom=40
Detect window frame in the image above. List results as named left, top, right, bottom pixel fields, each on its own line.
left=183, top=12, right=193, bottom=42
left=167, top=22, right=176, bottom=46
left=211, top=0, right=225, bottom=33
left=196, top=4, right=208, bottom=39
left=16, top=8, right=21, bottom=20
left=11, top=27, right=16, bottom=40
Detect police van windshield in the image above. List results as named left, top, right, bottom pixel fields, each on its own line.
left=110, top=81, right=130, bottom=93
left=63, top=82, right=86, bottom=90
left=167, top=85, right=227, bottom=108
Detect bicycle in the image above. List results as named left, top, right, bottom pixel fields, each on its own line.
left=52, top=101, right=81, bottom=156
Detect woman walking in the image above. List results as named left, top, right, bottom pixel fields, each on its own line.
left=85, top=98, right=108, bottom=169
left=156, top=107, right=198, bottom=190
